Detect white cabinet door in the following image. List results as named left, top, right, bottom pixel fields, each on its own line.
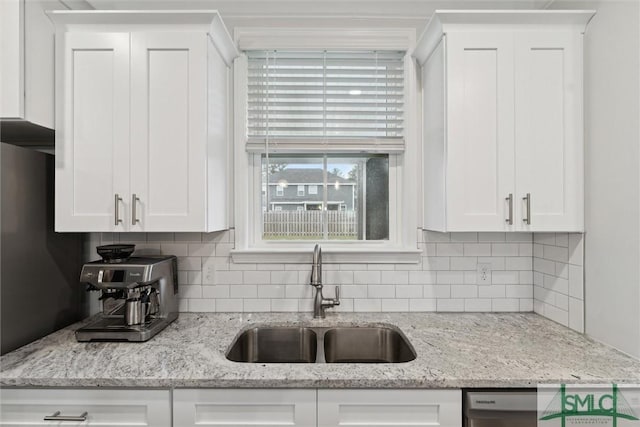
left=55, top=32, right=130, bottom=232
left=173, top=389, right=317, bottom=427
left=318, top=389, right=461, bottom=427
left=130, top=32, right=208, bottom=232
left=514, top=31, right=584, bottom=231
left=0, top=388, right=171, bottom=426
left=445, top=32, right=516, bottom=231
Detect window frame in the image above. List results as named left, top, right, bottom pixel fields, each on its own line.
left=232, top=27, right=421, bottom=264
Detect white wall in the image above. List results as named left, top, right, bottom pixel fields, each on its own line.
left=550, top=0, right=640, bottom=358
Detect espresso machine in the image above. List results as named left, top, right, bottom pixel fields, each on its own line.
left=75, top=245, right=179, bottom=342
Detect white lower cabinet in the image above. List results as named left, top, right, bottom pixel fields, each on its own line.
left=318, top=389, right=461, bottom=427
left=0, top=388, right=171, bottom=426
left=173, top=389, right=317, bottom=427
left=174, top=389, right=461, bottom=427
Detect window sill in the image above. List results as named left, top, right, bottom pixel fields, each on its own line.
left=230, top=247, right=421, bottom=264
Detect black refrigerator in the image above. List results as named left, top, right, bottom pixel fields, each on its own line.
left=1, top=143, right=85, bottom=355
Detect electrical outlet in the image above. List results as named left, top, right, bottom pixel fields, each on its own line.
left=477, top=263, right=491, bottom=285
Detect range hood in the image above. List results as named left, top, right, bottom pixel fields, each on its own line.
left=0, top=119, right=55, bottom=150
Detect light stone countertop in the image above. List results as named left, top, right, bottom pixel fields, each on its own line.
left=1, top=312, right=639, bottom=388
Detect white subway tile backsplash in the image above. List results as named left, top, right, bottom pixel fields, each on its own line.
left=341, top=285, right=368, bottom=299
left=177, top=257, right=202, bottom=271
left=395, top=285, right=423, bottom=298
left=464, top=298, right=492, bottom=312
left=180, top=285, right=202, bottom=299
left=353, top=271, right=381, bottom=285
left=380, top=271, right=409, bottom=285
left=202, top=285, right=229, bottom=299
left=422, top=257, right=450, bottom=271
left=505, top=285, right=533, bottom=298
left=257, top=285, right=285, bottom=299
left=478, top=232, right=506, bottom=242
left=463, top=243, right=492, bottom=256
left=543, top=245, right=569, bottom=263
left=381, top=299, right=409, bottom=312
left=424, top=231, right=450, bottom=242
left=159, top=243, right=188, bottom=256
left=354, top=299, right=381, bottom=312
left=230, top=285, right=257, bottom=298
left=188, top=243, right=215, bottom=257
left=243, top=271, right=270, bottom=285
left=450, top=257, right=477, bottom=271
left=491, top=271, right=519, bottom=285
left=368, top=285, right=396, bottom=298
left=478, top=285, right=506, bottom=298
left=450, top=232, right=478, bottom=242
left=436, top=243, right=464, bottom=256
left=189, top=299, right=215, bottom=312
left=409, top=298, right=437, bottom=311
left=243, top=299, right=271, bottom=312
left=409, top=271, right=437, bottom=285
left=215, top=299, right=243, bottom=312
left=506, top=232, right=533, bottom=242
left=271, top=299, right=299, bottom=312
left=423, top=285, right=451, bottom=298
left=270, top=270, right=300, bottom=285
left=492, top=243, right=519, bottom=256
left=436, top=271, right=464, bottom=284
left=437, top=299, right=464, bottom=312
left=285, top=284, right=312, bottom=299
left=216, top=271, right=243, bottom=285
left=505, top=257, right=532, bottom=271
left=92, top=231, right=549, bottom=315
left=492, top=299, right=520, bottom=312
left=451, top=284, right=478, bottom=298
left=533, top=233, right=584, bottom=332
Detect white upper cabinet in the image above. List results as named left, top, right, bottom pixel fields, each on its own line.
left=0, top=0, right=66, bottom=128
left=50, top=11, right=238, bottom=232
left=415, top=10, right=594, bottom=232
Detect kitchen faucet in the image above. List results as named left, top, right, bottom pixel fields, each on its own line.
left=310, top=244, right=340, bottom=318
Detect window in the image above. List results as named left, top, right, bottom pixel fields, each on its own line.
left=232, top=28, right=420, bottom=263
left=249, top=49, right=403, bottom=242
left=262, top=154, right=388, bottom=241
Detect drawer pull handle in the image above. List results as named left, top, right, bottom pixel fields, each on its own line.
left=522, top=193, right=531, bottom=225
left=114, top=193, right=123, bottom=226
left=132, top=193, right=140, bottom=225
left=44, top=410, right=88, bottom=422
left=505, top=193, right=513, bottom=225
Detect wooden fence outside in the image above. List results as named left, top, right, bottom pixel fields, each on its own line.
left=263, top=210, right=357, bottom=239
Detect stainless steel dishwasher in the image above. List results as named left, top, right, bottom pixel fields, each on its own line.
left=464, top=389, right=537, bottom=427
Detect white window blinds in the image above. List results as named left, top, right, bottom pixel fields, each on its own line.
left=246, top=50, right=405, bottom=153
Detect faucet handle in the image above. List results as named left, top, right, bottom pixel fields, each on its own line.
left=334, top=286, right=341, bottom=304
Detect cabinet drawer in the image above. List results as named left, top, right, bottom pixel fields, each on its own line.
left=174, top=389, right=316, bottom=427
left=0, top=388, right=171, bottom=426
left=318, top=389, right=462, bottom=427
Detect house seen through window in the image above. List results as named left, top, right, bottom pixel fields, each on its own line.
left=248, top=50, right=404, bottom=241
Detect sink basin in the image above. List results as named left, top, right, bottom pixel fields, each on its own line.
left=226, top=327, right=317, bottom=363
left=226, top=325, right=416, bottom=364
left=324, top=327, right=416, bottom=363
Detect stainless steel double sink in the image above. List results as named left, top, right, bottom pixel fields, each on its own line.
left=226, top=326, right=416, bottom=363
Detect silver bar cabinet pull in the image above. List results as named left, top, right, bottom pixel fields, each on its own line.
left=114, top=194, right=123, bottom=226
left=131, top=193, right=140, bottom=225
left=522, top=193, right=531, bottom=225
left=505, top=193, right=513, bottom=225
left=44, top=410, right=88, bottom=422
